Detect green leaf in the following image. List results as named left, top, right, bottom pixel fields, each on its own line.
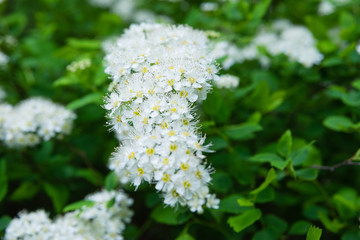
left=212, top=172, right=233, bottom=194
left=291, top=145, right=311, bottom=166
left=67, top=38, right=101, bottom=50
left=323, top=116, right=355, bottom=132
left=263, top=214, right=288, bottom=235
left=151, top=205, right=190, bottom=225
left=341, top=91, right=360, bottom=107
left=237, top=197, right=254, bottom=207
left=105, top=172, right=118, bottom=191
left=0, top=215, right=11, bottom=232
left=318, top=212, right=345, bottom=233
left=295, top=169, right=318, bottom=181
left=223, top=123, right=262, bottom=140
left=251, top=153, right=287, bottom=170
left=218, top=194, right=246, bottom=214
left=63, top=200, right=95, bottom=212
left=289, top=220, right=311, bottom=235
left=175, top=232, right=195, bottom=240
left=43, top=183, right=69, bottom=213
left=228, top=208, right=262, bottom=233
left=277, top=130, right=292, bottom=158
left=67, top=92, right=103, bottom=110
left=251, top=168, right=277, bottom=195
left=207, top=137, right=228, bottom=151
left=53, top=75, right=78, bottom=87
left=351, top=79, right=360, bottom=90
left=106, top=198, right=115, bottom=208
left=306, top=225, right=322, bottom=240
left=252, top=0, right=272, bottom=20
left=10, top=182, right=39, bottom=201
left=202, top=88, right=222, bottom=116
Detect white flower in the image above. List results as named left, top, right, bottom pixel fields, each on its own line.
left=104, top=23, right=219, bottom=212
left=0, top=51, right=9, bottom=67
left=216, top=74, right=240, bottom=89
left=0, top=97, right=76, bottom=148
left=5, top=190, right=133, bottom=240
left=211, top=20, right=323, bottom=69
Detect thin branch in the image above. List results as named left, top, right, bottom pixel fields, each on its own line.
left=311, top=155, right=360, bottom=172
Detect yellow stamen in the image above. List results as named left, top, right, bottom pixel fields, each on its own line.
left=162, top=174, right=170, bottom=182
left=137, top=168, right=144, bottom=176
left=146, top=148, right=154, bottom=155
left=183, top=181, right=191, bottom=189
left=170, top=143, right=177, bottom=151
left=181, top=163, right=189, bottom=171
left=128, top=152, right=135, bottom=159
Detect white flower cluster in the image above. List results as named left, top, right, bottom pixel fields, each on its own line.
left=211, top=19, right=323, bottom=69
left=104, top=23, right=220, bottom=213
left=0, top=97, right=76, bottom=148
left=66, top=58, right=91, bottom=72
left=88, top=0, right=135, bottom=20
left=216, top=74, right=240, bottom=89
left=0, top=50, right=9, bottom=67
left=5, top=189, right=133, bottom=240
left=88, top=0, right=172, bottom=23
left=318, top=0, right=350, bottom=16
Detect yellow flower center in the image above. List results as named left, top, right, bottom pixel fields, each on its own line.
left=170, top=108, right=177, bottom=113
left=181, top=163, right=189, bottom=171
left=183, top=180, right=191, bottom=189
left=189, top=77, right=196, bottom=83
left=146, top=148, right=154, bottom=155
left=137, top=168, right=144, bottom=176
left=142, top=118, right=148, bottom=124
left=163, top=158, right=169, bottom=165
left=183, top=119, right=189, bottom=125
left=148, top=89, right=155, bottom=95
left=167, top=79, right=175, bottom=86
left=133, top=108, right=141, bottom=116
left=116, top=115, right=121, bottom=122
left=170, top=143, right=177, bottom=151
left=136, top=91, right=143, bottom=98
left=171, top=190, right=179, bottom=197
left=141, top=67, right=148, bottom=73
left=180, top=91, right=188, bottom=98
left=168, top=130, right=176, bottom=136
left=128, top=152, right=135, bottom=159
left=161, top=121, right=168, bottom=129
left=162, top=174, right=170, bottom=182
left=153, top=105, right=160, bottom=111
left=195, top=171, right=202, bottom=179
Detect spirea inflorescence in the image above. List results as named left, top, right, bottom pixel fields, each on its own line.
left=0, top=97, right=76, bottom=148
left=211, top=19, right=323, bottom=69
left=5, top=189, right=133, bottom=240
left=103, top=23, right=220, bottom=213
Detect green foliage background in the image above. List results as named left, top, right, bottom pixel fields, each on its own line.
left=0, top=0, right=360, bottom=239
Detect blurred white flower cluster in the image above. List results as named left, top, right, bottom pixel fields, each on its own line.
left=5, top=189, right=133, bottom=240
left=216, top=74, right=240, bottom=89
left=0, top=97, right=76, bottom=148
left=211, top=19, right=323, bottom=69
left=66, top=58, right=91, bottom=72
left=103, top=23, right=220, bottom=213
left=0, top=51, right=9, bottom=67
left=318, top=0, right=350, bottom=16
left=88, top=0, right=171, bottom=23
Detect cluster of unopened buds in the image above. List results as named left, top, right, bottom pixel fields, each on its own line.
left=104, top=23, right=220, bottom=213
left=5, top=189, right=133, bottom=240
